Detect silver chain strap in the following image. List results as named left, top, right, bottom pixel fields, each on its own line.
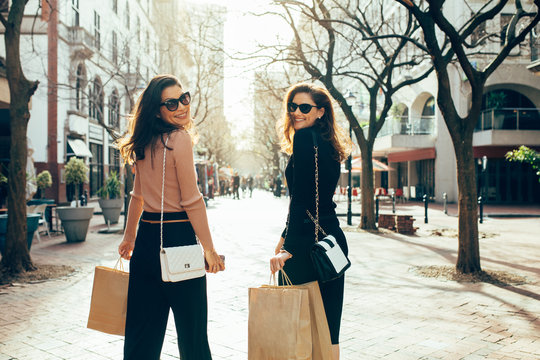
left=160, top=136, right=170, bottom=252
left=306, top=144, right=327, bottom=240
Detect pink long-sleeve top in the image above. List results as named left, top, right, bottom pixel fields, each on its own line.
left=123, top=129, right=213, bottom=250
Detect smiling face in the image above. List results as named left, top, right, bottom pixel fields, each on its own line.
left=158, top=85, right=191, bottom=128
left=289, top=92, right=325, bottom=131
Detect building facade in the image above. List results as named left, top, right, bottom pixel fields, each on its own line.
left=372, top=2, right=540, bottom=204
left=1, top=0, right=227, bottom=205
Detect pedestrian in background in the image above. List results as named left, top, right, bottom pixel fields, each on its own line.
left=270, top=82, right=352, bottom=360
left=232, top=172, right=240, bottom=199
left=247, top=175, right=254, bottom=198
left=274, top=175, right=282, bottom=197
left=117, top=74, right=225, bottom=360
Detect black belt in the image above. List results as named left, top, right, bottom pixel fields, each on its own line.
left=140, top=211, right=189, bottom=224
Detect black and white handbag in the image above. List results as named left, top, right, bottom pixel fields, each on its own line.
left=306, top=131, right=351, bottom=282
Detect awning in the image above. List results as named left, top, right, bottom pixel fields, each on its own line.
left=351, top=157, right=390, bottom=171
left=341, top=157, right=390, bottom=173
left=67, top=138, right=93, bottom=158
left=388, top=148, right=435, bottom=163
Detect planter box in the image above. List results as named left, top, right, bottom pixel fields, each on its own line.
left=377, top=214, right=417, bottom=234
left=98, top=198, right=123, bottom=225
left=378, top=214, right=396, bottom=230
left=56, top=206, right=94, bottom=242
left=0, top=213, right=40, bottom=254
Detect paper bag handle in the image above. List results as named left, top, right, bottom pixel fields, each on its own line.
left=269, top=269, right=293, bottom=287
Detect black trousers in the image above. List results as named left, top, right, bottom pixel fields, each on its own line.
left=124, top=211, right=212, bottom=360
left=282, top=215, right=347, bottom=345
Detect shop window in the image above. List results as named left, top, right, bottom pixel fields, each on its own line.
left=89, top=143, right=103, bottom=197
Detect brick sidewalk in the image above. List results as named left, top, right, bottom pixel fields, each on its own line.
left=1, top=192, right=539, bottom=359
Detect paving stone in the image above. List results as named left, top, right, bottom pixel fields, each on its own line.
left=1, top=193, right=540, bottom=359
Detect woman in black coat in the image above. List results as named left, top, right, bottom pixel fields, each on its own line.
left=270, top=83, right=352, bottom=360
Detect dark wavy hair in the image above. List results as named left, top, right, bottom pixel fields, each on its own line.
left=277, top=83, right=352, bottom=162
left=117, top=74, right=190, bottom=165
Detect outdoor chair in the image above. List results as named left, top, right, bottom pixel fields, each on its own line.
left=352, top=188, right=360, bottom=201
left=395, top=188, right=404, bottom=203
left=26, top=204, right=50, bottom=242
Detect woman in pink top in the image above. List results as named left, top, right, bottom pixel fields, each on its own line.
left=117, top=75, right=224, bottom=360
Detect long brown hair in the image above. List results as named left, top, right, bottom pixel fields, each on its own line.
left=116, top=74, right=194, bottom=165
left=277, top=83, right=352, bottom=162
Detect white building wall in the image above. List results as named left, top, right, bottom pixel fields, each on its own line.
left=387, top=0, right=539, bottom=204
left=0, top=0, right=163, bottom=200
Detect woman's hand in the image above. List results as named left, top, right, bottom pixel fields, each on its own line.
left=204, top=249, right=225, bottom=274
left=270, top=251, right=292, bottom=274
left=118, top=238, right=135, bottom=260
left=275, top=237, right=285, bottom=255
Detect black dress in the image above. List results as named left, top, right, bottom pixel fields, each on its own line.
left=281, top=126, right=348, bottom=345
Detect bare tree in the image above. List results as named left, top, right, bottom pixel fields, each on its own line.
left=251, top=69, right=292, bottom=178
left=199, top=116, right=238, bottom=167
left=396, top=0, right=540, bottom=273
left=0, top=0, right=39, bottom=274
left=156, top=2, right=234, bottom=166
left=258, top=0, right=432, bottom=229
left=184, top=7, right=231, bottom=165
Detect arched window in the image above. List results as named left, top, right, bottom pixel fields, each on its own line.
left=88, top=85, right=93, bottom=118
left=422, top=96, right=435, bottom=116
left=109, top=90, right=120, bottom=129
left=89, top=77, right=104, bottom=122
left=75, top=64, right=84, bottom=111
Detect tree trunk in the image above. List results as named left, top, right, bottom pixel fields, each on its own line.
left=453, top=131, right=481, bottom=273
left=3, top=106, right=34, bottom=273
left=1, top=0, right=39, bottom=274
left=360, top=144, right=376, bottom=229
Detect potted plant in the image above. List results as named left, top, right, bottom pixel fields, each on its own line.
left=0, top=171, right=40, bottom=252
left=97, top=171, right=123, bottom=225
left=36, top=170, right=52, bottom=199
left=56, top=158, right=94, bottom=242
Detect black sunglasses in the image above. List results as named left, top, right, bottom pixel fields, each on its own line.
left=160, top=91, right=191, bottom=112
left=287, top=102, right=320, bottom=114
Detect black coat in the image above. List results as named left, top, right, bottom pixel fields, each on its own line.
left=281, top=126, right=346, bottom=284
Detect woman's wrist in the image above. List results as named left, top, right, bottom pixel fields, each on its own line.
left=279, top=249, right=292, bottom=259
left=122, top=236, right=135, bottom=243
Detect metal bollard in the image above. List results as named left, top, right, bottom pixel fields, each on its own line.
left=392, top=193, right=395, bottom=214
left=375, top=195, right=379, bottom=223
left=423, top=194, right=428, bottom=223
left=443, top=192, right=447, bottom=215
left=478, top=196, right=483, bottom=224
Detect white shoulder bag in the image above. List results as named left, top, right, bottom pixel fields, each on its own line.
left=159, top=135, right=206, bottom=282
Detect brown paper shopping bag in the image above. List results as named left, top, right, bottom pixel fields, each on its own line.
left=87, top=259, right=129, bottom=336
left=248, top=272, right=312, bottom=360
left=298, top=281, right=333, bottom=360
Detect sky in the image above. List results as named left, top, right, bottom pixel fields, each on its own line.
left=197, top=0, right=291, bottom=139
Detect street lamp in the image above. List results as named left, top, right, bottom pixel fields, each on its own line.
left=345, top=91, right=355, bottom=226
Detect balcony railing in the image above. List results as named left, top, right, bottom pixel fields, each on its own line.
left=476, top=108, right=540, bottom=131
left=532, top=43, right=539, bottom=62
left=67, top=26, right=95, bottom=50
left=377, top=116, right=436, bottom=137
left=531, top=31, right=539, bottom=62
